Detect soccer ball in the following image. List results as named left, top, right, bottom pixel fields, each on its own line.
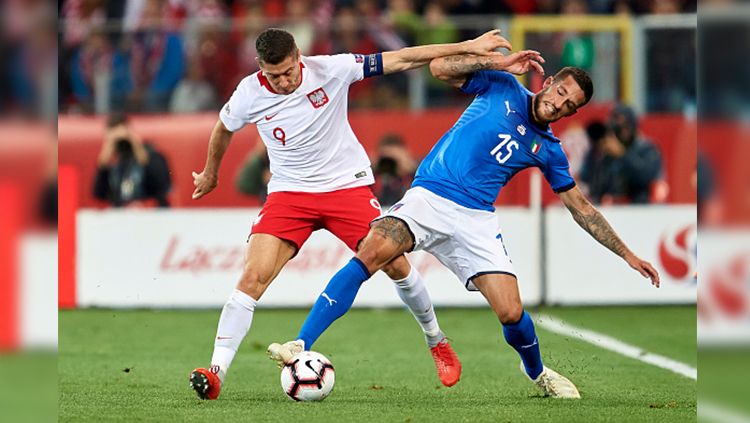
left=280, top=351, right=335, bottom=401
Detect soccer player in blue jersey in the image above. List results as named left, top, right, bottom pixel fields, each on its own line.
left=269, top=46, right=660, bottom=398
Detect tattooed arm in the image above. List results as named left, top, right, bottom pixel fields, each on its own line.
left=381, top=29, right=510, bottom=74
left=559, top=186, right=661, bottom=287
left=429, top=50, right=546, bottom=88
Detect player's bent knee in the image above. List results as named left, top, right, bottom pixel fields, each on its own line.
left=498, top=305, right=524, bottom=325
left=381, top=256, right=410, bottom=280
left=236, top=267, right=272, bottom=297
left=355, top=242, right=396, bottom=274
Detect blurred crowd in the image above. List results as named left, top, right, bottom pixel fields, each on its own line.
left=54, top=0, right=697, bottom=114
left=0, top=0, right=57, bottom=119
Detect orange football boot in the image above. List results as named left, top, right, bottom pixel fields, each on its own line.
left=190, top=366, right=221, bottom=400
left=430, top=338, right=462, bottom=387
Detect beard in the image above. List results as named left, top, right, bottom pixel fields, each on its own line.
left=532, top=87, right=561, bottom=125
left=532, top=92, right=550, bottom=125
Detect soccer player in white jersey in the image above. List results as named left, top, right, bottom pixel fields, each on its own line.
left=270, top=45, right=661, bottom=398
left=189, top=27, right=511, bottom=400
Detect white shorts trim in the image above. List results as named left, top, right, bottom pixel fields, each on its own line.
left=379, top=187, right=516, bottom=291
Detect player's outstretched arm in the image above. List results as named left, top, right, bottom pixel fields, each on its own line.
left=381, top=29, right=511, bottom=75
left=192, top=118, right=234, bottom=200
left=429, top=50, right=545, bottom=88
left=558, top=186, right=661, bottom=288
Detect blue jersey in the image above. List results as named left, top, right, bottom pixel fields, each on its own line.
left=413, top=70, right=576, bottom=211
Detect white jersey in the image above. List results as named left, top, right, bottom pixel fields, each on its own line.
left=220, top=54, right=376, bottom=194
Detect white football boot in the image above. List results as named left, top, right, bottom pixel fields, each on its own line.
left=267, top=340, right=305, bottom=367
left=520, top=362, right=581, bottom=399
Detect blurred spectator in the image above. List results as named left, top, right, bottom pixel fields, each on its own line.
left=579, top=121, right=612, bottom=201
left=169, top=59, right=218, bottom=113
left=235, top=141, right=271, bottom=204
left=534, top=0, right=560, bottom=13
left=235, top=3, right=266, bottom=77
left=281, top=0, right=315, bottom=54
left=354, top=0, right=406, bottom=52
left=69, top=29, right=113, bottom=113
left=123, top=0, right=147, bottom=32
left=391, top=1, right=458, bottom=47
left=61, top=0, right=106, bottom=48
left=94, top=113, right=172, bottom=207
left=581, top=105, right=663, bottom=204
left=372, top=134, right=416, bottom=206
left=391, top=1, right=459, bottom=104
left=112, top=0, right=185, bottom=112
left=612, top=0, right=635, bottom=14
left=560, top=0, right=595, bottom=71
left=324, top=6, right=378, bottom=55
left=648, top=0, right=683, bottom=14
left=7, top=10, right=56, bottom=118
left=315, top=6, right=379, bottom=106
left=195, top=22, right=239, bottom=99
left=178, top=0, right=230, bottom=55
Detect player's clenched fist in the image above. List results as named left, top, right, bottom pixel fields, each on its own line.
left=192, top=170, right=218, bottom=200
left=466, top=29, right=512, bottom=56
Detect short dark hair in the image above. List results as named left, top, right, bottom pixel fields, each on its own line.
left=554, top=67, right=594, bottom=106
left=256, top=28, right=297, bottom=65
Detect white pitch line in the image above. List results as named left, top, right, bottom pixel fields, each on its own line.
left=699, top=401, right=750, bottom=423
left=536, top=314, right=697, bottom=380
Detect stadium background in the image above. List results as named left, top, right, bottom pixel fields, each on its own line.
left=1, top=0, right=749, bottom=421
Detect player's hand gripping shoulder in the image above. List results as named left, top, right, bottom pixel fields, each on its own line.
left=465, top=29, right=513, bottom=56
left=558, top=186, right=661, bottom=288
left=429, top=49, right=546, bottom=88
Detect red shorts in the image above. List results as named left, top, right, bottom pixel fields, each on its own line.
left=250, top=186, right=382, bottom=252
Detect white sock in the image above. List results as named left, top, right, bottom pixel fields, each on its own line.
left=210, top=289, right=257, bottom=382
left=392, top=266, right=443, bottom=348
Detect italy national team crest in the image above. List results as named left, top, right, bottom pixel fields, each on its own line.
left=307, top=88, right=329, bottom=109
left=531, top=137, right=541, bottom=154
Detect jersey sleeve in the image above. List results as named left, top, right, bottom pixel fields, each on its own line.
left=542, top=142, right=577, bottom=193
left=460, top=70, right=518, bottom=95
left=324, top=53, right=383, bottom=85
left=219, top=77, right=254, bottom=132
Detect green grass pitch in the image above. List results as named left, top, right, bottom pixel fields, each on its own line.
left=59, top=306, right=695, bottom=422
